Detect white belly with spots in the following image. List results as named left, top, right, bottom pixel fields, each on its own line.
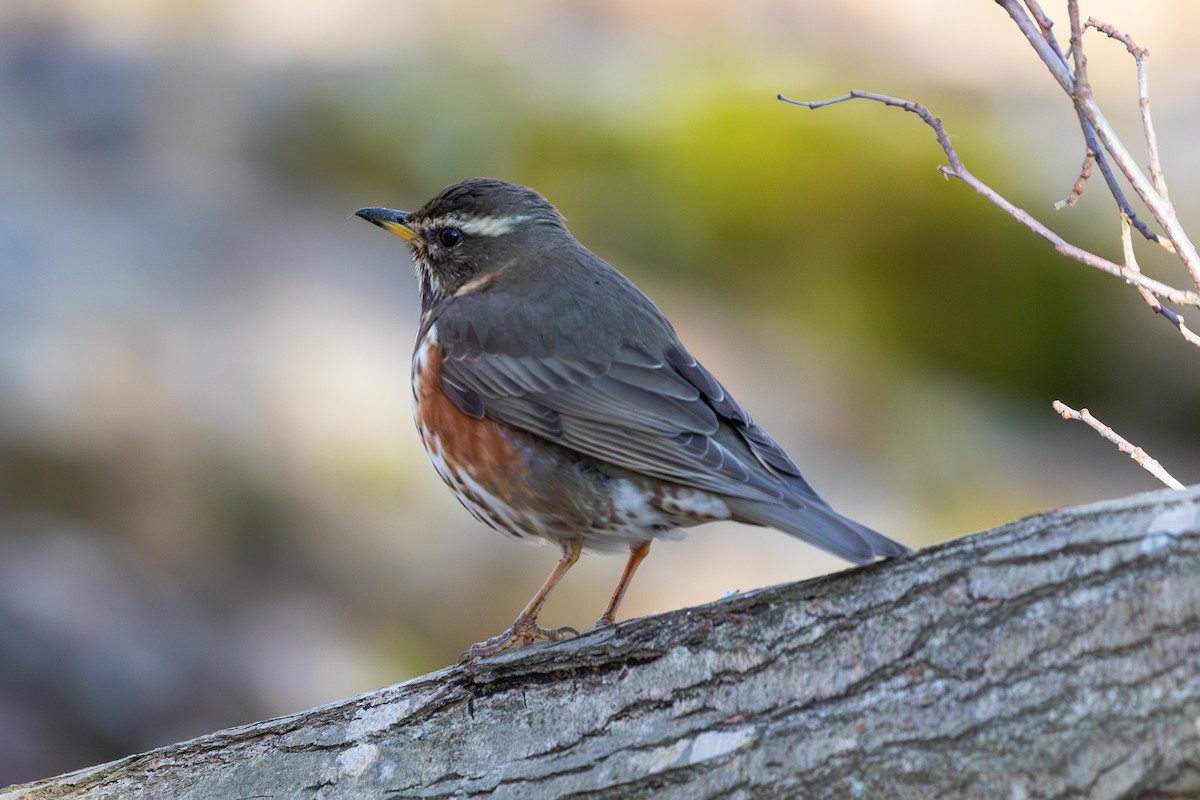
left=604, top=479, right=731, bottom=550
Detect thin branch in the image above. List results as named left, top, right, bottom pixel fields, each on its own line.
left=1054, top=148, right=1094, bottom=209
left=1060, top=3, right=1161, bottom=241
left=776, top=91, right=1200, bottom=307
left=782, top=4, right=1197, bottom=494
left=999, top=1, right=1195, bottom=273
left=1086, top=17, right=1170, bottom=202
left=997, top=0, right=1075, bottom=93
left=1077, top=110, right=1169, bottom=250
left=1051, top=401, right=1184, bottom=489
left=1067, top=0, right=1088, bottom=84
left=1062, top=2, right=1200, bottom=288
left=1120, top=215, right=1200, bottom=347
left=1047, top=4, right=1161, bottom=243
left=1085, top=16, right=1141, bottom=53
left=1019, top=2, right=1164, bottom=244
left=1021, top=0, right=1057, bottom=42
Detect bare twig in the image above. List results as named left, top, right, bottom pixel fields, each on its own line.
left=1120, top=215, right=1200, bottom=347
left=1062, top=1, right=1200, bottom=285
left=782, top=4, right=1197, bottom=490
left=1022, top=0, right=1057, bottom=42
left=1051, top=401, right=1184, bottom=489
left=1066, top=0, right=1088, bottom=81
left=1086, top=17, right=1170, bottom=202
left=1079, top=115, right=1170, bottom=251
left=997, top=0, right=1197, bottom=277
left=1054, top=148, right=1094, bottom=209
left=1087, top=16, right=1141, bottom=55
left=999, top=0, right=1075, bottom=92
left=776, top=91, right=1200, bottom=308
left=1024, top=4, right=1164, bottom=243
left=1058, top=4, right=1164, bottom=244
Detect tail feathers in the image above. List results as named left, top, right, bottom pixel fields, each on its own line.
left=726, top=498, right=913, bottom=565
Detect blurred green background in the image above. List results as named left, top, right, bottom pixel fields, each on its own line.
left=2, top=0, right=1198, bottom=785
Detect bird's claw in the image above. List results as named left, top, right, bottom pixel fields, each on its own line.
left=457, top=617, right=579, bottom=662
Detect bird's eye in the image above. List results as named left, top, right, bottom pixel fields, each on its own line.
left=439, top=228, right=464, bottom=247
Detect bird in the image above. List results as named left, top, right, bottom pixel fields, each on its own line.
left=356, top=178, right=911, bottom=661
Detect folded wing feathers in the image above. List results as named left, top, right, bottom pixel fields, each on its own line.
left=431, top=319, right=906, bottom=559
left=606, top=361, right=701, bottom=401
left=439, top=337, right=820, bottom=505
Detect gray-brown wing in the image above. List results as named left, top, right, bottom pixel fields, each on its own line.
left=437, top=332, right=827, bottom=507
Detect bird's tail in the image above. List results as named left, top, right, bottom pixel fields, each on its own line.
left=725, top=498, right=912, bottom=565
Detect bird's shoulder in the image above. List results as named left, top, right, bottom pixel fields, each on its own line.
left=429, top=241, right=678, bottom=366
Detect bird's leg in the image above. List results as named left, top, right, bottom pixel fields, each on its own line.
left=458, top=539, right=583, bottom=662
left=595, top=541, right=651, bottom=628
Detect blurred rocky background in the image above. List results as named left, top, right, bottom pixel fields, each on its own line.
left=1, top=0, right=1198, bottom=785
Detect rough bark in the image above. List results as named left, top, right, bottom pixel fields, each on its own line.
left=4, top=486, right=1199, bottom=800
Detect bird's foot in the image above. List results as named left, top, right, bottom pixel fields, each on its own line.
left=594, top=612, right=616, bottom=629
left=457, top=616, right=578, bottom=662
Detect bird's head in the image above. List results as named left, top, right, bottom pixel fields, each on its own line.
left=356, top=178, right=568, bottom=309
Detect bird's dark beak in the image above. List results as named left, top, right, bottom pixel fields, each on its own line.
left=355, top=207, right=423, bottom=243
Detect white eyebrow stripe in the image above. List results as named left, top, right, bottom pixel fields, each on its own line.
left=421, top=214, right=531, bottom=237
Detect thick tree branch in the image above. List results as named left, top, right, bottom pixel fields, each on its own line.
left=4, top=487, right=1199, bottom=799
